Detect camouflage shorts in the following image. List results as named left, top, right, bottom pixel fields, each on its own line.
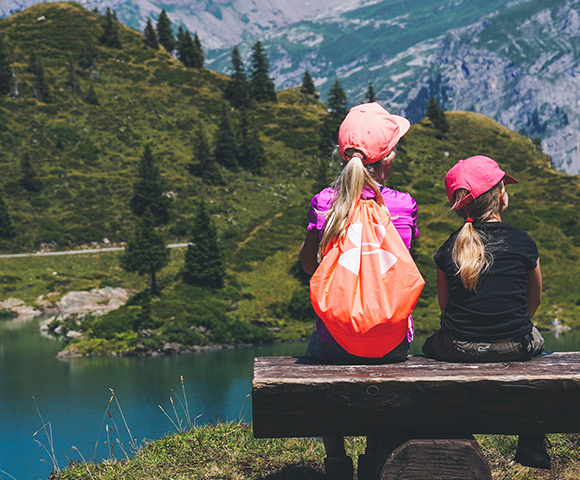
left=422, top=326, right=545, bottom=363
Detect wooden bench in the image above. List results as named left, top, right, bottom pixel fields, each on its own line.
left=252, top=352, right=580, bottom=479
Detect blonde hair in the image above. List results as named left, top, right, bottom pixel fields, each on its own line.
left=318, top=149, right=393, bottom=261
left=451, top=181, right=504, bottom=291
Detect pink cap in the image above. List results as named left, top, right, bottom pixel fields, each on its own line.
left=445, top=155, right=518, bottom=210
left=338, top=102, right=410, bottom=165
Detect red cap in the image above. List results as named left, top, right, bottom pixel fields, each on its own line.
left=445, top=155, right=518, bottom=210
left=338, top=102, right=410, bottom=165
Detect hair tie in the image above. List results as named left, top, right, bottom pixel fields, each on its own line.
left=465, top=217, right=474, bottom=223
left=349, top=152, right=364, bottom=161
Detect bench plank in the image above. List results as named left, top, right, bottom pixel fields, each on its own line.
left=252, top=353, right=580, bottom=438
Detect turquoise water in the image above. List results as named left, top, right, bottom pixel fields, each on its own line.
left=0, top=316, right=577, bottom=480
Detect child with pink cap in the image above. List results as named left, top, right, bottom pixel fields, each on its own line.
left=300, top=102, right=418, bottom=480
left=423, top=155, right=549, bottom=469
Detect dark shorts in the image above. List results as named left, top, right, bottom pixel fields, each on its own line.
left=422, top=326, right=545, bottom=363
left=305, top=331, right=409, bottom=365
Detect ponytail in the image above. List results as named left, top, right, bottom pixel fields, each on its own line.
left=319, top=154, right=383, bottom=261
left=451, top=182, right=503, bottom=291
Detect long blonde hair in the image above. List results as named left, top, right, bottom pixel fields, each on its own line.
left=318, top=150, right=392, bottom=260
left=451, top=181, right=504, bottom=291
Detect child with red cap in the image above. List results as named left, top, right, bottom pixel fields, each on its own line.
left=300, top=102, right=418, bottom=480
left=422, top=155, right=549, bottom=469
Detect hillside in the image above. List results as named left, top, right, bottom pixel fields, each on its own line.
left=0, top=2, right=325, bottom=254
left=0, top=3, right=579, bottom=356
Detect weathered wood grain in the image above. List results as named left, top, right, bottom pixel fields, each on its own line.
left=252, top=353, right=580, bottom=438
left=380, top=439, right=492, bottom=480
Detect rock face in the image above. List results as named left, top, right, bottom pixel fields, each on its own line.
left=45, top=287, right=130, bottom=317
left=0, top=298, right=42, bottom=318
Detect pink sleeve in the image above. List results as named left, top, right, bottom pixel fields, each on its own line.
left=307, top=188, right=335, bottom=235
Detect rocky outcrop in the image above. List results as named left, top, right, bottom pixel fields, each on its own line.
left=38, top=287, right=130, bottom=317
left=0, top=298, right=42, bottom=318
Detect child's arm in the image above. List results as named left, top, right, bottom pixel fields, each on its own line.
left=436, top=266, right=449, bottom=312
left=300, top=230, right=320, bottom=275
left=526, top=258, right=542, bottom=319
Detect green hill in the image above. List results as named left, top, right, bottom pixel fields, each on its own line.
left=1, top=3, right=579, bottom=355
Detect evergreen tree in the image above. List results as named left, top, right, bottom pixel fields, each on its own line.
left=78, top=40, right=98, bottom=72
left=225, top=46, right=251, bottom=109
left=130, top=144, right=171, bottom=225
left=0, top=191, right=15, bottom=239
left=249, top=41, right=277, bottom=103
left=28, top=52, right=51, bottom=103
left=143, top=18, right=159, bottom=49
left=183, top=200, right=225, bottom=289
left=300, top=70, right=317, bottom=97
left=189, top=124, right=224, bottom=186
left=134, top=288, right=159, bottom=330
left=156, top=10, right=175, bottom=53
left=19, top=154, right=43, bottom=192
left=318, top=79, right=348, bottom=156
left=365, top=81, right=377, bottom=103
left=313, top=157, right=334, bottom=194
left=84, top=83, right=99, bottom=105
left=65, top=57, right=81, bottom=93
left=176, top=27, right=199, bottom=68
left=99, top=7, right=121, bottom=48
left=0, top=36, right=12, bottom=96
left=238, top=110, right=265, bottom=174
left=121, top=209, right=169, bottom=296
left=426, top=96, right=449, bottom=134
left=213, top=106, right=238, bottom=170
left=192, top=32, right=205, bottom=68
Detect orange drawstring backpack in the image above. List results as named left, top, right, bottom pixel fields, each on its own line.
left=310, top=199, right=425, bottom=357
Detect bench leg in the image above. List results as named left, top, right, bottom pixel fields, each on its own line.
left=378, top=438, right=492, bottom=480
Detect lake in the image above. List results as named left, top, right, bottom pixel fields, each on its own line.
left=1, top=316, right=578, bottom=480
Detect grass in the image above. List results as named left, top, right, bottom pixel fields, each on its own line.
left=55, top=423, right=580, bottom=480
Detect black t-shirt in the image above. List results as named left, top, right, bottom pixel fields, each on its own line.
left=434, top=222, right=539, bottom=341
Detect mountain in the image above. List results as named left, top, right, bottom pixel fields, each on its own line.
left=0, top=3, right=579, bottom=353
left=207, top=0, right=580, bottom=174
left=2, top=1, right=579, bottom=173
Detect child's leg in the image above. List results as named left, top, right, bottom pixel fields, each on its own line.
left=515, top=434, right=551, bottom=469
left=323, top=436, right=353, bottom=480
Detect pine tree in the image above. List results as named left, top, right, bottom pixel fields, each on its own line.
left=300, top=70, right=317, bottom=97
left=238, top=110, right=265, bottom=174
left=318, top=79, right=348, bottom=156
left=192, top=32, right=205, bottom=68
left=65, top=57, right=81, bottom=92
left=214, top=106, right=238, bottom=170
left=249, top=41, right=277, bottom=103
left=188, top=124, right=224, bottom=186
left=130, top=145, right=171, bottom=225
left=121, top=209, right=169, bottom=296
left=176, top=27, right=199, bottom=68
left=28, top=52, right=51, bottom=103
left=225, top=46, right=251, bottom=109
left=0, top=191, right=15, bottom=239
left=143, top=18, right=159, bottom=49
left=426, top=96, right=449, bottom=135
left=156, top=10, right=175, bottom=53
left=183, top=200, right=225, bottom=289
left=0, top=36, right=12, bottom=96
left=78, top=40, right=98, bottom=72
left=84, top=83, right=99, bottom=105
left=365, top=81, right=377, bottom=103
left=99, top=8, right=121, bottom=48
left=313, top=157, right=334, bottom=194
left=19, top=154, right=43, bottom=192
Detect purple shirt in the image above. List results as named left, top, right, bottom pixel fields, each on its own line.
left=307, top=186, right=419, bottom=343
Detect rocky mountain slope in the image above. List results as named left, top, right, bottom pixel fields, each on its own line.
left=2, top=0, right=579, bottom=173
